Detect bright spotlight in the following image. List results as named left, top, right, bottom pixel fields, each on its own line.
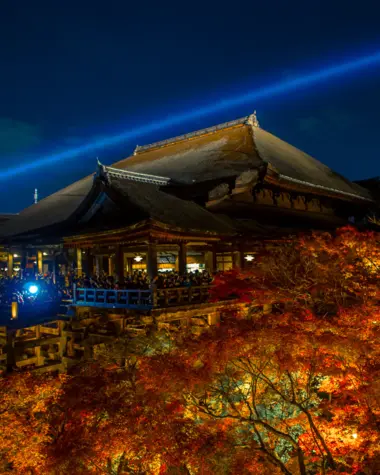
left=28, top=285, right=39, bottom=295
left=1, top=49, right=380, bottom=179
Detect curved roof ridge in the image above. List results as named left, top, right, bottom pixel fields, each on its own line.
left=134, top=115, right=252, bottom=154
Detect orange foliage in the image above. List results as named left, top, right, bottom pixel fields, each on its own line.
left=0, top=227, right=378, bottom=474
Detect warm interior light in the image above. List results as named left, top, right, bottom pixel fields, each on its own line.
left=245, top=255, right=255, bottom=261
left=14, top=267, right=20, bottom=272
left=13, top=254, right=18, bottom=258
left=11, top=301, right=18, bottom=319
left=352, top=432, right=358, bottom=439
left=134, top=255, right=143, bottom=262
left=43, top=252, right=48, bottom=256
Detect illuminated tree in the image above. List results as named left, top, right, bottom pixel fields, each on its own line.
left=0, top=227, right=378, bottom=474
left=139, top=227, right=380, bottom=474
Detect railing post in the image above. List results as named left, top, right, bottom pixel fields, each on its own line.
left=164, top=290, right=169, bottom=306
left=177, top=288, right=183, bottom=304
left=152, top=288, right=158, bottom=307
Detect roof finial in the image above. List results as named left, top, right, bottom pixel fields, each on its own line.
left=133, top=145, right=139, bottom=156
left=96, top=157, right=109, bottom=182
left=247, top=111, right=260, bottom=128
left=34, top=188, right=38, bottom=204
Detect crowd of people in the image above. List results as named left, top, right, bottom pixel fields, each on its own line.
left=0, top=269, right=214, bottom=306
left=73, top=269, right=213, bottom=290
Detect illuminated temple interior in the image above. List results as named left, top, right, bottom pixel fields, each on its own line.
left=0, top=112, right=376, bottom=280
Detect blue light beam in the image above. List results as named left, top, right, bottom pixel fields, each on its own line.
left=2, top=50, right=380, bottom=180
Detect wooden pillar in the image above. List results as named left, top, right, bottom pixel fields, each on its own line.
left=95, top=255, right=102, bottom=275
left=11, top=301, right=18, bottom=319
left=37, top=250, right=43, bottom=275
left=88, top=253, right=94, bottom=276
left=20, top=251, right=27, bottom=277
left=212, top=244, right=218, bottom=272
left=76, top=248, right=83, bottom=277
left=126, top=257, right=134, bottom=274
left=6, top=329, right=15, bottom=372
left=240, top=249, right=245, bottom=270
left=52, top=255, right=57, bottom=283
left=178, top=242, right=187, bottom=275
left=147, top=242, right=158, bottom=280
left=115, top=246, right=125, bottom=281
left=108, top=256, right=115, bottom=276
left=7, top=253, right=13, bottom=278
left=232, top=250, right=242, bottom=269
left=205, top=244, right=217, bottom=273
left=83, top=250, right=94, bottom=276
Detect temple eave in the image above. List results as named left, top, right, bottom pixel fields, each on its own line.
left=63, top=219, right=230, bottom=248
left=264, top=174, right=372, bottom=203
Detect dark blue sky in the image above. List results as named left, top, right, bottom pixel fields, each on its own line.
left=1, top=0, right=380, bottom=212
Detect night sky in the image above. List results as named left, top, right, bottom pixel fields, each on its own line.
left=1, top=0, right=380, bottom=213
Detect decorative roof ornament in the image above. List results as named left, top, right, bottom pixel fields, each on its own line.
left=34, top=188, right=38, bottom=204
left=95, top=159, right=171, bottom=186
left=96, top=158, right=110, bottom=183
left=247, top=110, right=260, bottom=128
left=133, top=146, right=139, bottom=156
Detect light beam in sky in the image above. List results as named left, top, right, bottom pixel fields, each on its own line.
left=2, top=49, right=380, bottom=180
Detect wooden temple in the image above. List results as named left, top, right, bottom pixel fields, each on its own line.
left=0, top=112, right=378, bottom=373
left=0, top=112, right=375, bottom=280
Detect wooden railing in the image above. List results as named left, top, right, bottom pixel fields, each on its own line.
left=73, top=287, right=153, bottom=309
left=72, top=285, right=212, bottom=309
left=155, top=286, right=211, bottom=307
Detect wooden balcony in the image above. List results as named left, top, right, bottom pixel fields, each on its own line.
left=72, top=285, right=212, bottom=309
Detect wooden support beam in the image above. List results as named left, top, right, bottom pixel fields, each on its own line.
left=178, top=242, right=187, bottom=274
left=6, top=330, right=15, bottom=371
left=95, top=255, right=102, bottom=275
left=126, top=257, right=134, bottom=273
left=7, top=253, right=13, bottom=278
left=21, top=252, right=27, bottom=277
left=147, top=241, right=158, bottom=279
left=76, top=248, right=83, bottom=277
left=232, top=250, right=242, bottom=269
left=108, top=256, right=115, bottom=277
left=115, top=246, right=125, bottom=281
left=37, top=250, right=43, bottom=275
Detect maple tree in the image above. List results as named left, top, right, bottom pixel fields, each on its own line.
left=138, top=227, right=380, bottom=474
left=0, top=227, right=378, bottom=474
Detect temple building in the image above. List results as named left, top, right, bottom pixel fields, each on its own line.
left=0, top=112, right=376, bottom=279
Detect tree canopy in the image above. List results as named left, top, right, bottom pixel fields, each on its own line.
left=0, top=227, right=379, bottom=474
